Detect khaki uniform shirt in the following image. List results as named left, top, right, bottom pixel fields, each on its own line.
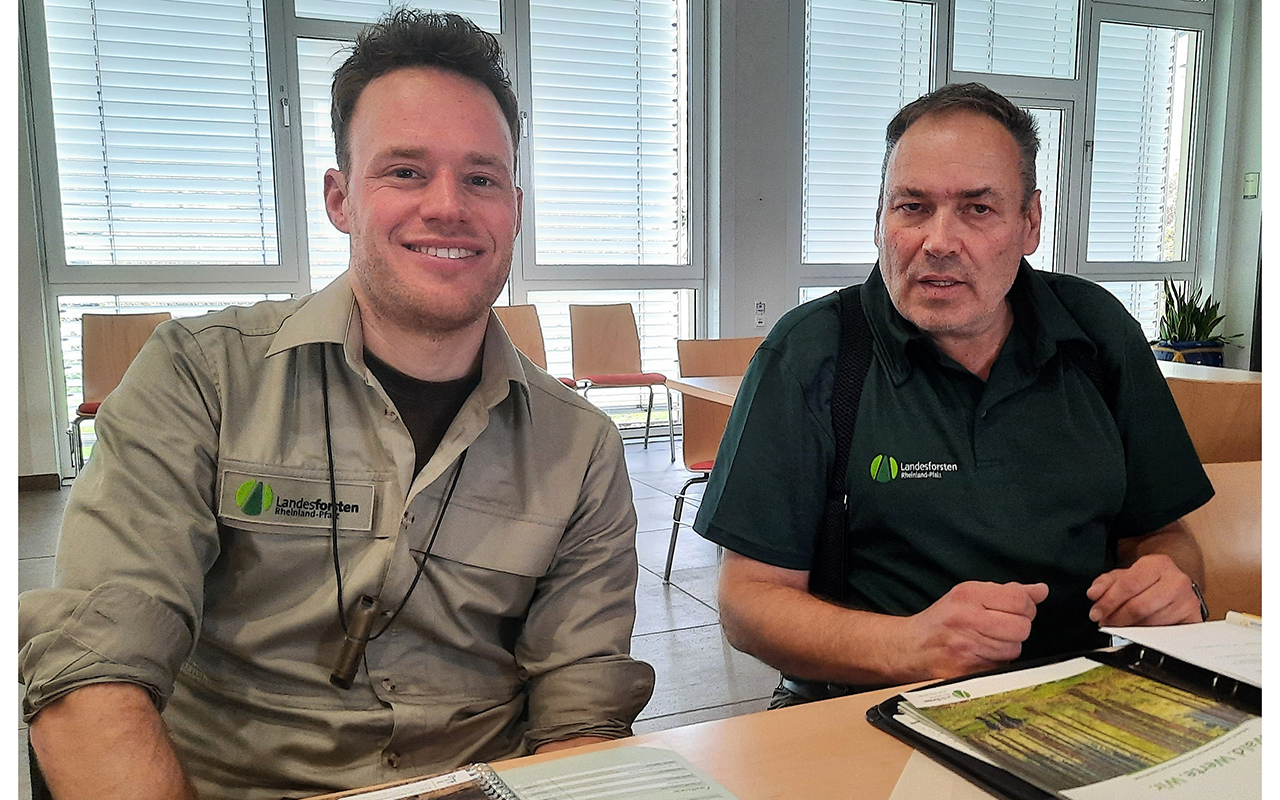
left=19, top=274, right=655, bottom=800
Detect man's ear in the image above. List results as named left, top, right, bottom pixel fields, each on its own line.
left=323, top=168, right=351, bottom=234
left=1022, top=188, right=1043, bottom=256
left=515, top=186, right=524, bottom=237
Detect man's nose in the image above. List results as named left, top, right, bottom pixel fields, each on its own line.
left=922, top=211, right=961, bottom=258
left=419, top=174, right=467, bottom=222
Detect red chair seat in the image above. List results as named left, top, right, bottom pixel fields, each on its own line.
left=688, top=460, right=715, bottom=472
left=558, top=377, right=578, bottom=387
left=76, top=401, right=101, bottom=416
left=581, top=372, right=666, bottom=386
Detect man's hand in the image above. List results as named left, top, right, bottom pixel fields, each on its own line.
left=906, top=581, right=1049, bottom=679
left=1087, top=553, right=1202, bottom=626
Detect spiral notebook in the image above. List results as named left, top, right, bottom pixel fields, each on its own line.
left=334, top=746, right=739, bottom=800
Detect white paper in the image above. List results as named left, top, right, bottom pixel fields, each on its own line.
left=888, top=750, right=1000, bottom=800
left=1102, top=620, right=1261, bottom=688
left=901, top=657, right=1101, bottom=708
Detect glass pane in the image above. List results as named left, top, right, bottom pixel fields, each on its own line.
left=297, top=39, right=353, bottom=291
left=803, top=0, right=932, bottom=265
left=953, top=0, right=1078, bottom=79
left=293, top=1, right=501, bottom=32
left=1023, top=107, right=1062, bottom=272
left=528, top=0, right=688, bottom=267
left=43, top=0, right=277, bottom=266
left=525, top=289, right=693, bottom=425
left=1098, top=280, right=1168, bottom=340
left=799, top=286, right=841, bottom=304
left=1087, top=23, right=1198, bottom=262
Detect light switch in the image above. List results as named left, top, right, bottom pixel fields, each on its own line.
left=1243, top=172, right=1259, bottom=199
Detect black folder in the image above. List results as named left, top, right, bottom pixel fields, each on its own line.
left=864, top=644, right=1262, bottom=800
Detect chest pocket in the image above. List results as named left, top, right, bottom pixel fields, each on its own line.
left=427, top=498, right=566, bottom=578
left=215, top=463, right=385, bottom=538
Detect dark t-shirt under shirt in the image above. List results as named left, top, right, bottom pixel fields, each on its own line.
left=364, top=349, right=481, bottom=477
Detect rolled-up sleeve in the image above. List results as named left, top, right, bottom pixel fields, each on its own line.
left=18, top=322, right=223, bottom=721
left=514, top=425, right=655, bottom=749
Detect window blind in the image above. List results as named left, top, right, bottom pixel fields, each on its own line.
left=297, top=38, right=352, bottom=291
left=802, top=0, right=931, bottom=265
left=1087, top=23, right=1196, bottom=263
left=1024, top=106, right=1062, bottom=272
left=953, top=0, right=1078, bottom=79
left=293, top=0, right=501, bottom=31
left=42, top=0, right=277, bottom=267
left=528, top=0, right=688, bottom=266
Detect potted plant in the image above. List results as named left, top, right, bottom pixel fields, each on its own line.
left=1149, top=278, right=1239, bottom=367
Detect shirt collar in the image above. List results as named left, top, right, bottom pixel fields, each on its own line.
left=862, top=259, right=1095, bottom=386
left=265, top=271, right=531, bottom=414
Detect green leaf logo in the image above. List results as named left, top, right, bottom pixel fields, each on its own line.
left=953, top=690, right=971, bottom=699
left=869, top=454, right=899, bottom=483
left=235, top=480, right=274, bottom=516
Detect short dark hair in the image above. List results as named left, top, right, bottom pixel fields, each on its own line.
left=878, top=82, right=1040, bottom=214
left=330, top=9, right=519, bottom=172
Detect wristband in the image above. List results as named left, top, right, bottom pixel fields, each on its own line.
left=1190, top=580, right=1209, bottom=622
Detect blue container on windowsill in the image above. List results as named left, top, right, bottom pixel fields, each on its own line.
left=1151, top=340, right=1225, bottom=367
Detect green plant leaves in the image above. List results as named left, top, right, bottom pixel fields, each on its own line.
left=1154, top=278, right=1240, bottom=344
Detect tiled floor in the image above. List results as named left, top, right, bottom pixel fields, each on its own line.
left=15, top=437, right=778, bottom=797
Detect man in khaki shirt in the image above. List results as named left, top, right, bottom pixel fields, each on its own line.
left=19, top=11, right=654, bottom=799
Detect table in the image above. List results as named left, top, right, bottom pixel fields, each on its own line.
left=667, top=375, right=742, bottom=406
left=1156, top=360, right=1261, bottom=382
left=312, top=684, right=920, bottom=799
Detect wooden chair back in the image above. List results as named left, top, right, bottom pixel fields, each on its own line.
left=676, top=337, right=764, bottom=471
left=1180, top=461, right=1261, bottom=619
left=568, top=303, right=643, bottom=378
left=494, top=304, right=548, bottom=369
left=80, top=312, right=172, bottom=403
left=1165, top=377, right=1262, bottom=463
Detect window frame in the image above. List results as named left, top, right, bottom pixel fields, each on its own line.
left=23, top=0, right=707, bottom=309
left=794, top=0, right=1216, bottom=294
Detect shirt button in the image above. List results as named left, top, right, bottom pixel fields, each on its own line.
left=402, top=512, right=415, bottom=526
left=381, top=677, right=397, bottom=692
left=383, top=752, right=401, bottom=769
left=385, top=407, right=398, bottom=421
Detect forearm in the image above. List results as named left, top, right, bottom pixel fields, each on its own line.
left=718, top=557, right=926, bottom=686
left=1117, top=519, right=1205, bottom=585
left=29, top=683, right=197, bottom=800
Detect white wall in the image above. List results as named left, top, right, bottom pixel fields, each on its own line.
left=1201, top=0, right=1262, bottom=368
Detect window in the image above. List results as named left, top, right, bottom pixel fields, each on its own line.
left=802, top=0, right=932, bottom=266
left=40, top=0, right=277, bottom=270
left=527, top=0, right=690, bottom=268
left=26, top=0, right=700, bottom=468
left=799, top=0, right=1214, bottom=328
left=1086, top=22, right=1198, bottom=263
left=953, top=0, right=1079, bottom=79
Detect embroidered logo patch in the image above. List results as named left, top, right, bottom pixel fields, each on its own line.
left=869, top=454, right=899, bottom=482
left=235, top=480, right=274, bottom=516
left=869, top=455, right=960, bottom=481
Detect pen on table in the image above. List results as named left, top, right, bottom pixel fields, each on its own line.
left=1225, top=611, right=1262, bottom=630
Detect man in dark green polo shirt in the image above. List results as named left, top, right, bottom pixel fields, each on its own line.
left=693, top=83, right=1213, bottom=706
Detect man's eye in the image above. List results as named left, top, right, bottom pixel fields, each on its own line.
left=470, top=175, right=495, bottom=187
left=899, top=203, right=922, bottom=213
left=971, top=204, right=991, bottom=215
left=393, top=168, right=418, bottom=179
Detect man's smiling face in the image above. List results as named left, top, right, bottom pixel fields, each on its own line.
left=324, top=66, right=521, bottom=337
left=875, top=109, right=1041, bottom=348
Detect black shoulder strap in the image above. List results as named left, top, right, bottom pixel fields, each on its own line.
left=809, top=284, right=874, bottom=604
left=1058, top=340, right=1118, bottom=420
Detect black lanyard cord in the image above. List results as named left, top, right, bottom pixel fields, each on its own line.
left=320, top=346, right=469, bottom=638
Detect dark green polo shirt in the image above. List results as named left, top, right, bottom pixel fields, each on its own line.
left=694, top=262, right=1213, bottom=660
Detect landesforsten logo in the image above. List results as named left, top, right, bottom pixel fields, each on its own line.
left=235, top=480, right=275, bottom=516
left=869, top=454, right=899, bottom=483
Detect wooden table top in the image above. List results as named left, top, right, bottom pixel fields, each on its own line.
left=667, top=375, right=743, bottom=406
